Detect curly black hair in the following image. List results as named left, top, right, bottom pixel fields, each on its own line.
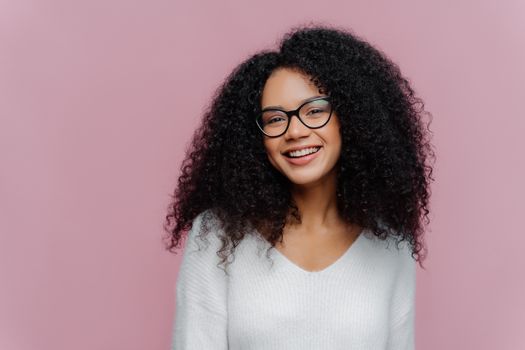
left=163, top=23, right=436, bottom=271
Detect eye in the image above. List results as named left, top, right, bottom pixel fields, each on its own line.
left=267, top=116, right=285, bottom=124
left=262, top=111, right=287, bottom=125
left=306, top=108, right=325, bottom=116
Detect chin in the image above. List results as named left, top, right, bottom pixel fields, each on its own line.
left=285, top=173, right=326, bottom=187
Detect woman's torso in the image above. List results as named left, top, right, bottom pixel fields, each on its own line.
left=224, top=228, right=410, bottom=350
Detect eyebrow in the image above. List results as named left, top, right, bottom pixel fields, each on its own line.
left=261, top=95, right=326, bottom=112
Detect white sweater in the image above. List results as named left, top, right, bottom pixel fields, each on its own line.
left=172, top=211, right=416, bottom=350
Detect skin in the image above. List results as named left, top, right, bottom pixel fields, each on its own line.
left=260, top=67, right=363, bottom=272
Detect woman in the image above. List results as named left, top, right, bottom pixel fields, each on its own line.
left=164, top=24, right=435, bottom=349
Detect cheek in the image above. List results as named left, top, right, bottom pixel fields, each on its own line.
left=326, top=126, right=343, bottom=159
left=336, top=137, right=343, bottom=158
left=263, top=140, right=279, bottom=167
left=263, top=139, right=278, bottom=155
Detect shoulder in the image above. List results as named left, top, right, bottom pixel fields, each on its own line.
left=360, top=229, right=416, bottom=276
left=360, top=232, right=416, bottom=310
left=189, top=209, right=223, bottom=233
left=186, top=210, right=224, bottom=246
left=181, top=209, right=227, bottom=264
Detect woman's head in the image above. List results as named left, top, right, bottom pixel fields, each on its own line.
left=164, top=24, right=435, bottom=270
left=260, top=67, right=342, bottom=188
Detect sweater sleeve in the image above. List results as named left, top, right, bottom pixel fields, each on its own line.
left=171, top=211, right=229, bottom=350
left=386, top=241, right=416, bottom=350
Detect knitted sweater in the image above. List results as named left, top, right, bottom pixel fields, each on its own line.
left=171, top=211, right=416, bottom=350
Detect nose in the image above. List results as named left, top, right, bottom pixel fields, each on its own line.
left=284, top=114, right=310, bottom=140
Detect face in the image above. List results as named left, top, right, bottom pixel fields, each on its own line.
left=260, top=68, right=342, bottom=188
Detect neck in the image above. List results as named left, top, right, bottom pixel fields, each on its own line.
left=289, top=169, right=341, bottom=230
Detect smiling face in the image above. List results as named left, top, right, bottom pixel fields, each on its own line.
left=260, top=67, right=342, bottom=188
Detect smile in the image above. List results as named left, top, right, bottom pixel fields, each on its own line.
left=283, top=146, right=322, bottom=166
left=285, top=146, right=321, bottom=158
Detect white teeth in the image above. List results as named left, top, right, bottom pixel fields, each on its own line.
left=287, top=147, right=320, bottom=158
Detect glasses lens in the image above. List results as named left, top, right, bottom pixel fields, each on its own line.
left=258, top=110, right=288, bottom=137
left=299, top=99, right=332, bottom=128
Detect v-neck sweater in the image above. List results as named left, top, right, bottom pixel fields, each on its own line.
left=172, top=210, right=416, bottom=350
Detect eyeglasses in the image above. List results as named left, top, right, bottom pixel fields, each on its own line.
left=256, top=96, right=333, bottom=138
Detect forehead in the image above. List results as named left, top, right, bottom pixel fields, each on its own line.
left=261, top=68, right=323, bottom=109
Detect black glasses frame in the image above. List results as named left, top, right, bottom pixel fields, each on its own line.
left=255, top=96, right=333, bottom=138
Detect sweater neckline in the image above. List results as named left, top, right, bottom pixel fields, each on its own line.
left=267, top=228, right=368, bottom=276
